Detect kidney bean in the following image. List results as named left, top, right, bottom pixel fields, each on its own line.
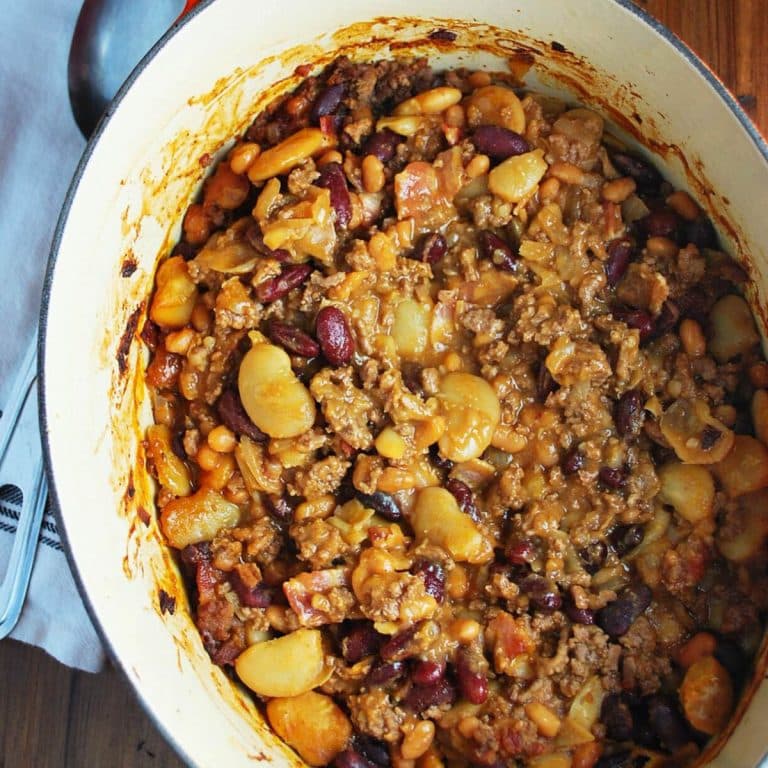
left=578, top=540, right=607, bottom=574
left=605, top=237, right=634, bottom=286
left=216, top=387, right=268, bottom=443
left=354, top=735, right=391, bottom=768
left=478, top=230, right=518, bottom=272
left=612, top=306, right=655, bottom=341
left=228, top=572, right=274, bottom=608
left=264, top=495, right=294, bottom=524
left=601, top=693, right=634, bottom=741
left=638, top=208, right=681, bottom=241
left=381, top=624, right=419, bottom=662
left=445, top=478, right=478, bottom=520
left=455, top=650, right=489, bottom=704
left=428, top=443, right=454, bottom=472
left=505, top=536, right=537, bottom=565
left=684, top=215, right=718, bottom=249
left=267, top=319, right=320, bottom=357
left=256, top=263, right=313, bottom=304
left=410, top=559, right=446, bottom=603
left=609, top=524, right=644, bottom=556
left=596, top=584, right=652, bottom=638
left=564, top=599, right=595, bottom=625
left=615, top=389, right=645, bottom=437
left=335, top=750, right=376, bottom=768
left=316, top=305, right=355, bottom=365
left=415, top=232, right=447, bottom=264
left=471, top=125, right=530, bottom=160
left=311, top=83, right=346, bottom=122
left=521, top=575, right=562, bottom=612
left=647, top=695, right=691, bottom=751
left=610, top=151, right=662, bottom=190
left=594, top=752, right=638, bottom=768
left=412, top=659, right=446, bottom=686
left=355, top=491, right=402, bottom=522
left=404, top=678, right=457, bottom=712
left=316, top=162, right=352, bottom=228
left=599, top=466, right=628, bottom=490
left=562, top=447, right=584, bottom=475
left=537, top=361, right=558, bottom=401
left=343, top=622, right=384, bottom=663
left=367, top=660, right=406, bottom=685
left=362, top=129, right=401, bottom=164
left=429, top=27, right=457, bottom=41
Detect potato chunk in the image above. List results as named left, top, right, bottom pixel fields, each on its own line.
left=412, top=487, right=493, bottom=563
left=238, top=343, right=316, bottom=438
left=266, top=691, right=352, bottom=766
left=235, top=628, right=327, bottom=697
left=150, top=256, right=197, bottom=329
left=708, top=294, right=759, bottom=363
left=680, top=655, right=733, bottom=735
left=657, top=462, right=715, bottom=523
left=488, top=149, right=547, bottom=204
left=713, top=435, right=768, bottom=497
left=161, top=487, right=240, bottom=549
left=659, top=398, right=734, bottom=464
left=438, top=372, right=500, bottom=462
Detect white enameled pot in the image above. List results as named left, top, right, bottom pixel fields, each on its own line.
left=40, top=1, right=768, bottom=766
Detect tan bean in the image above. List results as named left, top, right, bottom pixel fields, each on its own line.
left=376, top=115, right=429, bottom=137
left=464, top=85, right=525, bottom=133
left=146, top=424, right=191, bottom=497
left=401, top=721, right=436, bottom=760
left=449, top=618, right=481, bottom=644
left=601, top=176, right=636, bottom=203
left=549, top=162, right=585, bottom=185
left=444, top=103, right=465, bottom=127
left=525, top=702, right=561, bottom=738
left=539, top=176, right=561, bottom=203
left=679, top=318, right=706, bottom=358
left=645, top=235, right=679, bottom=258
left=394, top=86, right=463, bottom=116
left=248, top=127, right=335, bottom=182
left=488, top=150, right=547, bottom=205
left=317, top=149, right=343, bottom=168
left=467, top=71, right=492, bottom=88
left=466, top=154, right=490, bottom=179
left=207, top=424, right=236, bottom=453
left=229, top=142, right=261, bottom=175
left=150, top=256, right=197, bottom=329
left=164, top=327, right=195, bottom=355
left=362, top=154, right=386, bottom=193
left=182, top=203, right=212, bottom=245
left=666, top=189, right=700, bottom=221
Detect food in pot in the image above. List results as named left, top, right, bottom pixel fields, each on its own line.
left=143, top=55, right=768, bottom=767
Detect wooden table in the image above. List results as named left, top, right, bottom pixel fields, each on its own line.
left=2, top=2, right=766, bottom=766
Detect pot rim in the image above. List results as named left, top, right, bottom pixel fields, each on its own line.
left=37, top=2, right=768, bottom=766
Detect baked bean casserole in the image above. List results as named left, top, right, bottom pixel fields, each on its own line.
left=143, top=55, right=768, bottom=768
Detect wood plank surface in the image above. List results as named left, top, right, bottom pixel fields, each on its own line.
left=1, top=2, right=765, bottom=766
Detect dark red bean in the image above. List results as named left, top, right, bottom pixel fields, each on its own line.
left=521, top=575, right=562, bottom=612
left=684, top=216, right=718, bottom=249
left=311, top=83, right=346, bottom=122
left=268, top=319, right=320, bottom=357
left=334, top=749, right=376, bottom=768
left=342, top=622, right=384, bottom=663
left=471, top=125, right=530, bottom=160
left=403, top=678, right=457, bottom=712
left=505, top=537, right=537, bottom=565
left=537, top=361, right=558, bottom=401
left=316, top=306, right=355, bottom=365
left=171, top=430, right=187, bottom=461
left=612, top=306, right=655, bottom=341
left=362, top=129, right=401, bottom=164
left=599, top=466, right=628, bottom=490
left=216, top=388, right=268, bottom=443
left=380, top=625, right=419, bottom=661
left=564, top=600, right=595, bottom=625
left=410, top=559, right=446, bottom=603
left=428, top=28, right=457, bottom=41
left=356, top=491, right=402, bottom=522
left=638, top=208, right=681, bottom=240
left=415, top=232, right=447, bottom=264
left=353, top=735, right=390, bottom=768
left=647, top=695, right=691, bottom=752
left=256, top=263, right=313, bottom=304
left=596, top=584, right=651, bottom=638
left=477, top=230, right=518, bottom=271
left=609, top=524, right=644, bottom=556
left=601, top=693, right=634, bottom=741
left=455, top=650, right=489, bottom=704
left=445, top=478, right=478, bottom=520
left=140, top=320, right=160, bottom=352
left=412, top=659, right=446, bottom=686
left=610, top=152, right=661, bottom=190
left=316, top=162, right=352, bottom=228
left=615, top=389, right=645, bottom=437
left=578, top=541, right=607, bottom=574
left=562, top=447, right=584, bottom=475
left=367, top=660, right=406, bottom=685
left=428, top=443, right=453, bottom=472
left=228, top=572, right=273, bottom=608
left=605, top=237, right=634, bottom=286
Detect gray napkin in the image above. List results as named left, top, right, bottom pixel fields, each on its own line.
left=0, top=0, right=105, bottom=672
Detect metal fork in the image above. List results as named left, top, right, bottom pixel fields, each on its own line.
left=0, top=336, right=47, bottom=639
